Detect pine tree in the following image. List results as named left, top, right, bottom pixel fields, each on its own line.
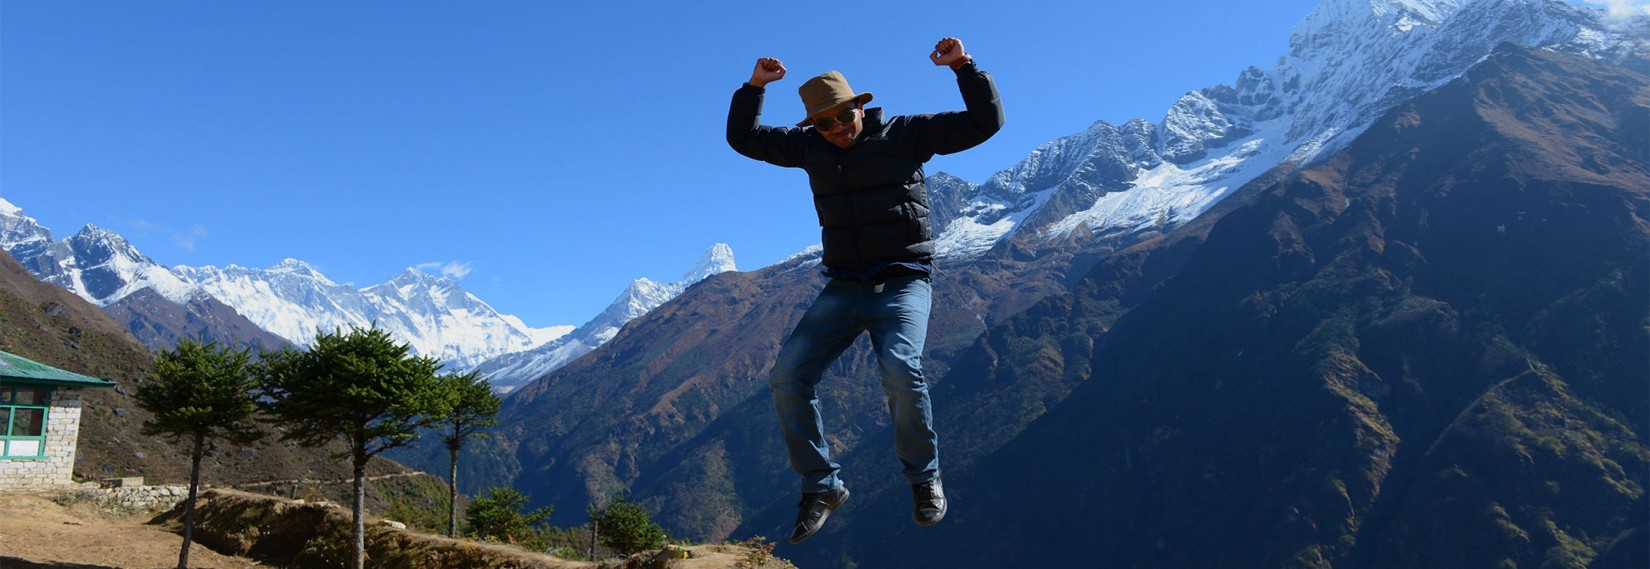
left=258, top=326, right=451, bottom=569
left=441, top=371, right=500, bottom=538
left=134, top=339, right=263, bottom=569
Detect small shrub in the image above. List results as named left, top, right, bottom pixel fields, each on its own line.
left=464, top=487, right=552, bottom=545
left=589, top=494, right=666, bottom=555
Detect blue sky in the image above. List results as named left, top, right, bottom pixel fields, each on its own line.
left=0, top=1, right=1617, bottom=327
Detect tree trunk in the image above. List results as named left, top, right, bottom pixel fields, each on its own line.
left=352, top=452, right=366, bottom=569
left=177, top=434, right=204, bottom=569
left=448, top=441, right=460, bottom=538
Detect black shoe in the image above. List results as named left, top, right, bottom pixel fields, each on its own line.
left=913, top=479, right=946, bottom=526
left=790, top=487, right=850, bottom=544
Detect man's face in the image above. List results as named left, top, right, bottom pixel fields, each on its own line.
left=812, top=103, right=863, bottom=149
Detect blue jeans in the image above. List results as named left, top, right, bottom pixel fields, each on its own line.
left=769, top=275, right=938, bottom=493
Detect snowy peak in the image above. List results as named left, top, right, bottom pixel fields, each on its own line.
left=272, top=257, right=317, bottom=273
left=682, top=243, right=737, bottom=283
left=474, top=243, right=739, bottom=391
left=610, top=277, right=678, bottom=322
left=614, top=243, right=737, bottom=323
left=1382, top=0, right=1466, bottom=23
left=267, top=258, right=332, bottom=282
left=367, top=267, right=458, bottom=297
left=54, top=224, right=196, bottom=305
left=69, top=225, right=152, bottom=268
left=0, top=201, right=86, bottom=303
left=1294, top=0, right=1465, bottom=40
left=1160, top=90, right=1250, bottom=164
left=0, top=199, right=53, bottom=249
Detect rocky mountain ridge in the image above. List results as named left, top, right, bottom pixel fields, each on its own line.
left=917, top=0, right=1646, bottom=268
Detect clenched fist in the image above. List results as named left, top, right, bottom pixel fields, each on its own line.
left=749, top=58, right=787, bottom=88
left=930, top=37, right=971, bottom=70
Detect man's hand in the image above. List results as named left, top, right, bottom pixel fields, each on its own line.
left=749, top=58, right=787, bottom=88
left=930, top=38, right=971, bottom=70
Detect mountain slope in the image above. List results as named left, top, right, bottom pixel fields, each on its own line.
left=848, top=44, right=1648, bottom=569
left=0, top=250, right=404, bottom=486
left=103, top=289, right=290, bottom=352
left=482, top=1, right=1648, bottom=554
left=0, top=204, right=288, bottom=352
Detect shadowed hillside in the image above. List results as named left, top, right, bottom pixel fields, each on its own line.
left=833, top=45, right=1648, bottom=569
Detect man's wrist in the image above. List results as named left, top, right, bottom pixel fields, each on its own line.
left=948, top=55, right=974, bottom=71
left=745, top=80, right=767, bottom=90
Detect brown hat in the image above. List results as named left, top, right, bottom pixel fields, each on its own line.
left=796, top=70, right=874, bottom=127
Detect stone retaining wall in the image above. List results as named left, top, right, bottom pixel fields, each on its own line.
left=91, top=484, right=190, bottom=511
left=53, top=484, right=192, bottom=512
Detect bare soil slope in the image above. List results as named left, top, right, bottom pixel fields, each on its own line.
left=0, top=492, right=259, bottom=568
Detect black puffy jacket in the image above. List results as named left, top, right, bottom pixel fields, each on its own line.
left=727, top=61, right=1003, bottom=271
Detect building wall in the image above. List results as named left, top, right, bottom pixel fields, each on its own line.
left=0, top=388, right=84, bottom=492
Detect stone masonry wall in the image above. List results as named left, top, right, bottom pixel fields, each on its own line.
left=0, top=388, right=84, bottom=492
left=65, top=484, right=191, bottom=512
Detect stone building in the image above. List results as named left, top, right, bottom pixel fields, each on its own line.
left=0, top=350, right=116, bottom=491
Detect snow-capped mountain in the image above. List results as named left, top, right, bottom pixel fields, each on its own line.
left=0, top=199, right=76, bottom=290
left=0, top=200, right=571, bottom=369
left=172, top=261, right=572, bottom=370
left=922, top=0, right=1646, bottom=260
left=0, top=201, right=198, bottom=307
left=171, top=259, right=373, bottom=345
left=474, top=243, right=737, bottom=392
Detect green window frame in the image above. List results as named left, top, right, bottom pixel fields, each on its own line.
left=0, top=385, right=52, bottom=460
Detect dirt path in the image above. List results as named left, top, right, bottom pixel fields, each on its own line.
left=0, top=493, right=261, bottom=568
left=231, top=470, right=427, bottom=490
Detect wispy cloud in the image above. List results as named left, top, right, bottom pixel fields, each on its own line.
left=415, top=261, right=473, bottom=279
left=128, top=220, right=209, bottom=252
left=1582, top=0, right=1650, bottom=19
left=182, top=225, right=208, bottom=251
left=1581, top=0, right=1650, bottom=47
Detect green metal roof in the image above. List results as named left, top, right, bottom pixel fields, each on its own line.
left=0, top=350, right=117, bottom=388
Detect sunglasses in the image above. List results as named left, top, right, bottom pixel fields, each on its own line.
left=812, top=106, right=858, bottom=132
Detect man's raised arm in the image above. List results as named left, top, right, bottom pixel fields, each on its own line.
left=727, top=57, right=806, bottom=168
left=913, top=37, right=1005, bottom=156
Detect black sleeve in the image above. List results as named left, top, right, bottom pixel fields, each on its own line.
left=727, top=83, right=808, bottom=168
left=905, top=60, right=1005, bottom=156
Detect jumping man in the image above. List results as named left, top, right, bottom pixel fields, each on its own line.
left=726, top=37, right=1003, bottom=544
